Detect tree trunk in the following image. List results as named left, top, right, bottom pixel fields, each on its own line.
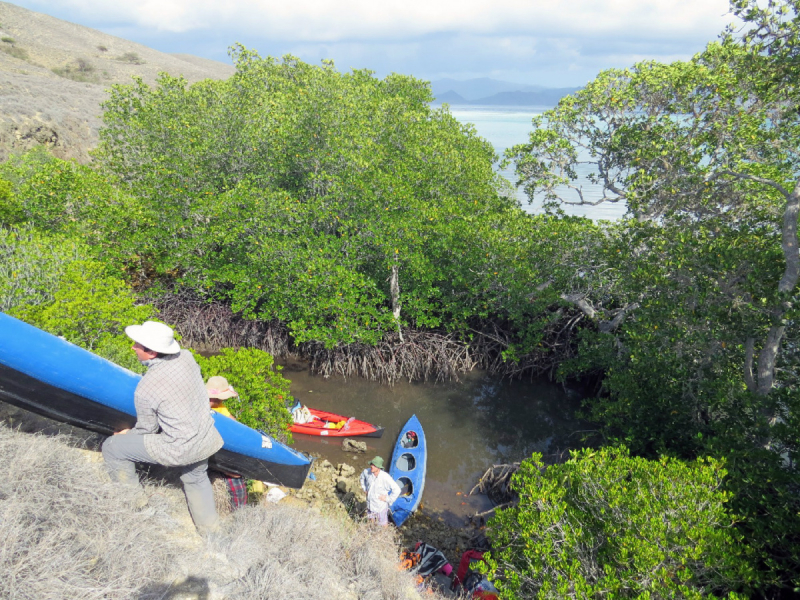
left=390, top=260, right=403, bottom=343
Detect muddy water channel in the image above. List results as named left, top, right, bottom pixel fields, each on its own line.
left=280, top=360, right=587, bottom=526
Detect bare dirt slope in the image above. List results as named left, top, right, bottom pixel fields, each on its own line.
left=0, top=1, right=235, bottom=162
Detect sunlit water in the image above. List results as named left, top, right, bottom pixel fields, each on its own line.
left=280, top=360, right=586, bottom=525
left=448, top=105, right=627, bottom=221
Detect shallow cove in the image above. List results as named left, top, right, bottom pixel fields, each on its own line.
left=280, top=361, right=587, bottom=525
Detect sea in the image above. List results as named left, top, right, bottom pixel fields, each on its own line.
left=447, top=105, right=627, bottom=221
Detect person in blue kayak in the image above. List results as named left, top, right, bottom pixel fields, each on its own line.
left=101, top=321, right=224, bottom=535
left=401, top=430, right=418, bottom=448
left=360, top=456, right=401, bottom=526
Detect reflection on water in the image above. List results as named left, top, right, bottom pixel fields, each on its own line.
left=281, top=362, right=586, bottom=524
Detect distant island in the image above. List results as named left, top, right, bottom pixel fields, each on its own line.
left=430, top=77, right=579, bottom=106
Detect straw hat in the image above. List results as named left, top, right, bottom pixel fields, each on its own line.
left=124, top=321, right=180, bottom=354
left=205, top=376, right=238, bottom=400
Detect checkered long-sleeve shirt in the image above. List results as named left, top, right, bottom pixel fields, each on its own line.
left=131, top=350, right=223, bottom=466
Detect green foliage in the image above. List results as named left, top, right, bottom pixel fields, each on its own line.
left=0, top=44, right=27, bottom=61
left=0, top=177, right=20, bottom=223
left=507, top=6, right=800, bottom=588
left=116, top=52, right=144, bottom=64
left=0, top=225, right=86, bottom=313
left=0, top=148, right=156, bottom=277
left=52, top=58, right=98, bottom=83
left=10, top=260, right=154, bottom=373
left=94, top=49, right=530, bottom=348
left=483, top=448, right=754, bottom=599
left=193, top=347, right=293, bottom=440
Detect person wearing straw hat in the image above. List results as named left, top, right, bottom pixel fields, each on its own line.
left=101, top=321, right=224, bottom=535
left=205, top=376, right=248, bottom=509
left=359, top=456, right=401, bottom=526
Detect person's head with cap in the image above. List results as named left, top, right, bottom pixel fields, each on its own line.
left=125, top=321, right=180, bottom=362
left=369, top=456, right=384, bottom=474
left=206, top=376, right=238, bottom=408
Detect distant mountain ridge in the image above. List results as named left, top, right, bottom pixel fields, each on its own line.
left=430, top=77, right=579, bottom=107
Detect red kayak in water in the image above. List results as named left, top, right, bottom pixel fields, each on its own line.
left=290, top=407, right=384, bottom=438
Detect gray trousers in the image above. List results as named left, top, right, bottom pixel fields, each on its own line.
left=101, top=432, right=219, bottom=534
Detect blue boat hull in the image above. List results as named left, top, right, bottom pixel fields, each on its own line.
left=389, top=414, right=426, bottom=527
left=0, top=312, right=312, bottom=488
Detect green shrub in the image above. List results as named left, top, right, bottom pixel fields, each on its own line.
left=483, top=447, right=754, bottom=599
left=193, top=347, right=294, bottom=440
left=51, top=58, right=98, bottom=83
left=0, top=225, right=86, bottom=313
left=2, top=36, right=15, bottom=43
left=1, top=45, right=27, bottom=61
left=9, top=259, right=154, bottom=373
left=0, top=148, right=155, bottom=276
left=116, top=51, right=144, bottom=64
left=0, top=178, right=19, bottom=224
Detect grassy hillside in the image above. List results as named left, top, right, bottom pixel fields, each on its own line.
left=0, top=1, right=234, bottom=163
left=0, top=419, right=440, bottom=599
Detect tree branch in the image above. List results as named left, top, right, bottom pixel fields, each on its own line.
left=757, top=325, right=786, bottom=396
left=561, top=293, right=596, bottom=319
left=779, top=182, right=800, bottom=294
left=599, top=303, right=640, bottom=334
left=744, top=337, right=756, bottom=394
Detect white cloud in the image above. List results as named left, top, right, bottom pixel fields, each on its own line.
left=10, top=0, right=739, bottom=86
left=20, top=0, right=733, bottom=41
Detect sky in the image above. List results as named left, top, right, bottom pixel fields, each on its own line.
left=9, top=0, right=735, bottom=87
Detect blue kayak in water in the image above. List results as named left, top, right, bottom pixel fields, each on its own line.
left=389, top=414, right=427, bottom=527
left=0, top=312, right=312, bottom=488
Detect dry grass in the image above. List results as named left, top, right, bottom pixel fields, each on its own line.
left=0, top=425, right=178, bottom=599
left=214, top=506, right=421, bottom=599
left=0, top=420, right=443, bottom=599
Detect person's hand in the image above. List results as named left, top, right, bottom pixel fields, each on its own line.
left=114, top=428, right=130, bottom=435
left=379, top=494, right=388, bottom=502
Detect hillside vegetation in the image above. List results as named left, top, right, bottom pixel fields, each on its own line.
left=1, top=0, right=799, bottom=598
left=0, top=422, right=433, bottom=599
left=0, top=1, right=233, bottom=162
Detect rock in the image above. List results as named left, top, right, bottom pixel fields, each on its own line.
left=336, top=479, right=349, bottom=494
left=318, top=459, right=334, bottom=471
left=342, top=438, right=367, bottom=453
left=338, top=463, right=356, bottom=477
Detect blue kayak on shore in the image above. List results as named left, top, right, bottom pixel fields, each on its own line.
left=0, top=312, right=312, bottom=488
left=389, top=414, right=427, bottom=527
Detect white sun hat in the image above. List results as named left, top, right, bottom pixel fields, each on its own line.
left=124, top=321, right=181, bottom=354
left=205, top=376, right=238, bottom=400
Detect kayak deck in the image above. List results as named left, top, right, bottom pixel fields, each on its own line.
left=290, top=407, right=384, bottom=438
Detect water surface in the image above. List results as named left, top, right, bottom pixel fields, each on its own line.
left=281, top=362, right=586, bottom=525
left=448, top=105, right=627, bottom=221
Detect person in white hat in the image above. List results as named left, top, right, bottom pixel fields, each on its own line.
left=101, top=321, right=224, bottom=535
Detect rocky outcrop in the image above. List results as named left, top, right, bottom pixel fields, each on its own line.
left=342, top=438, right=367, bottom=453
